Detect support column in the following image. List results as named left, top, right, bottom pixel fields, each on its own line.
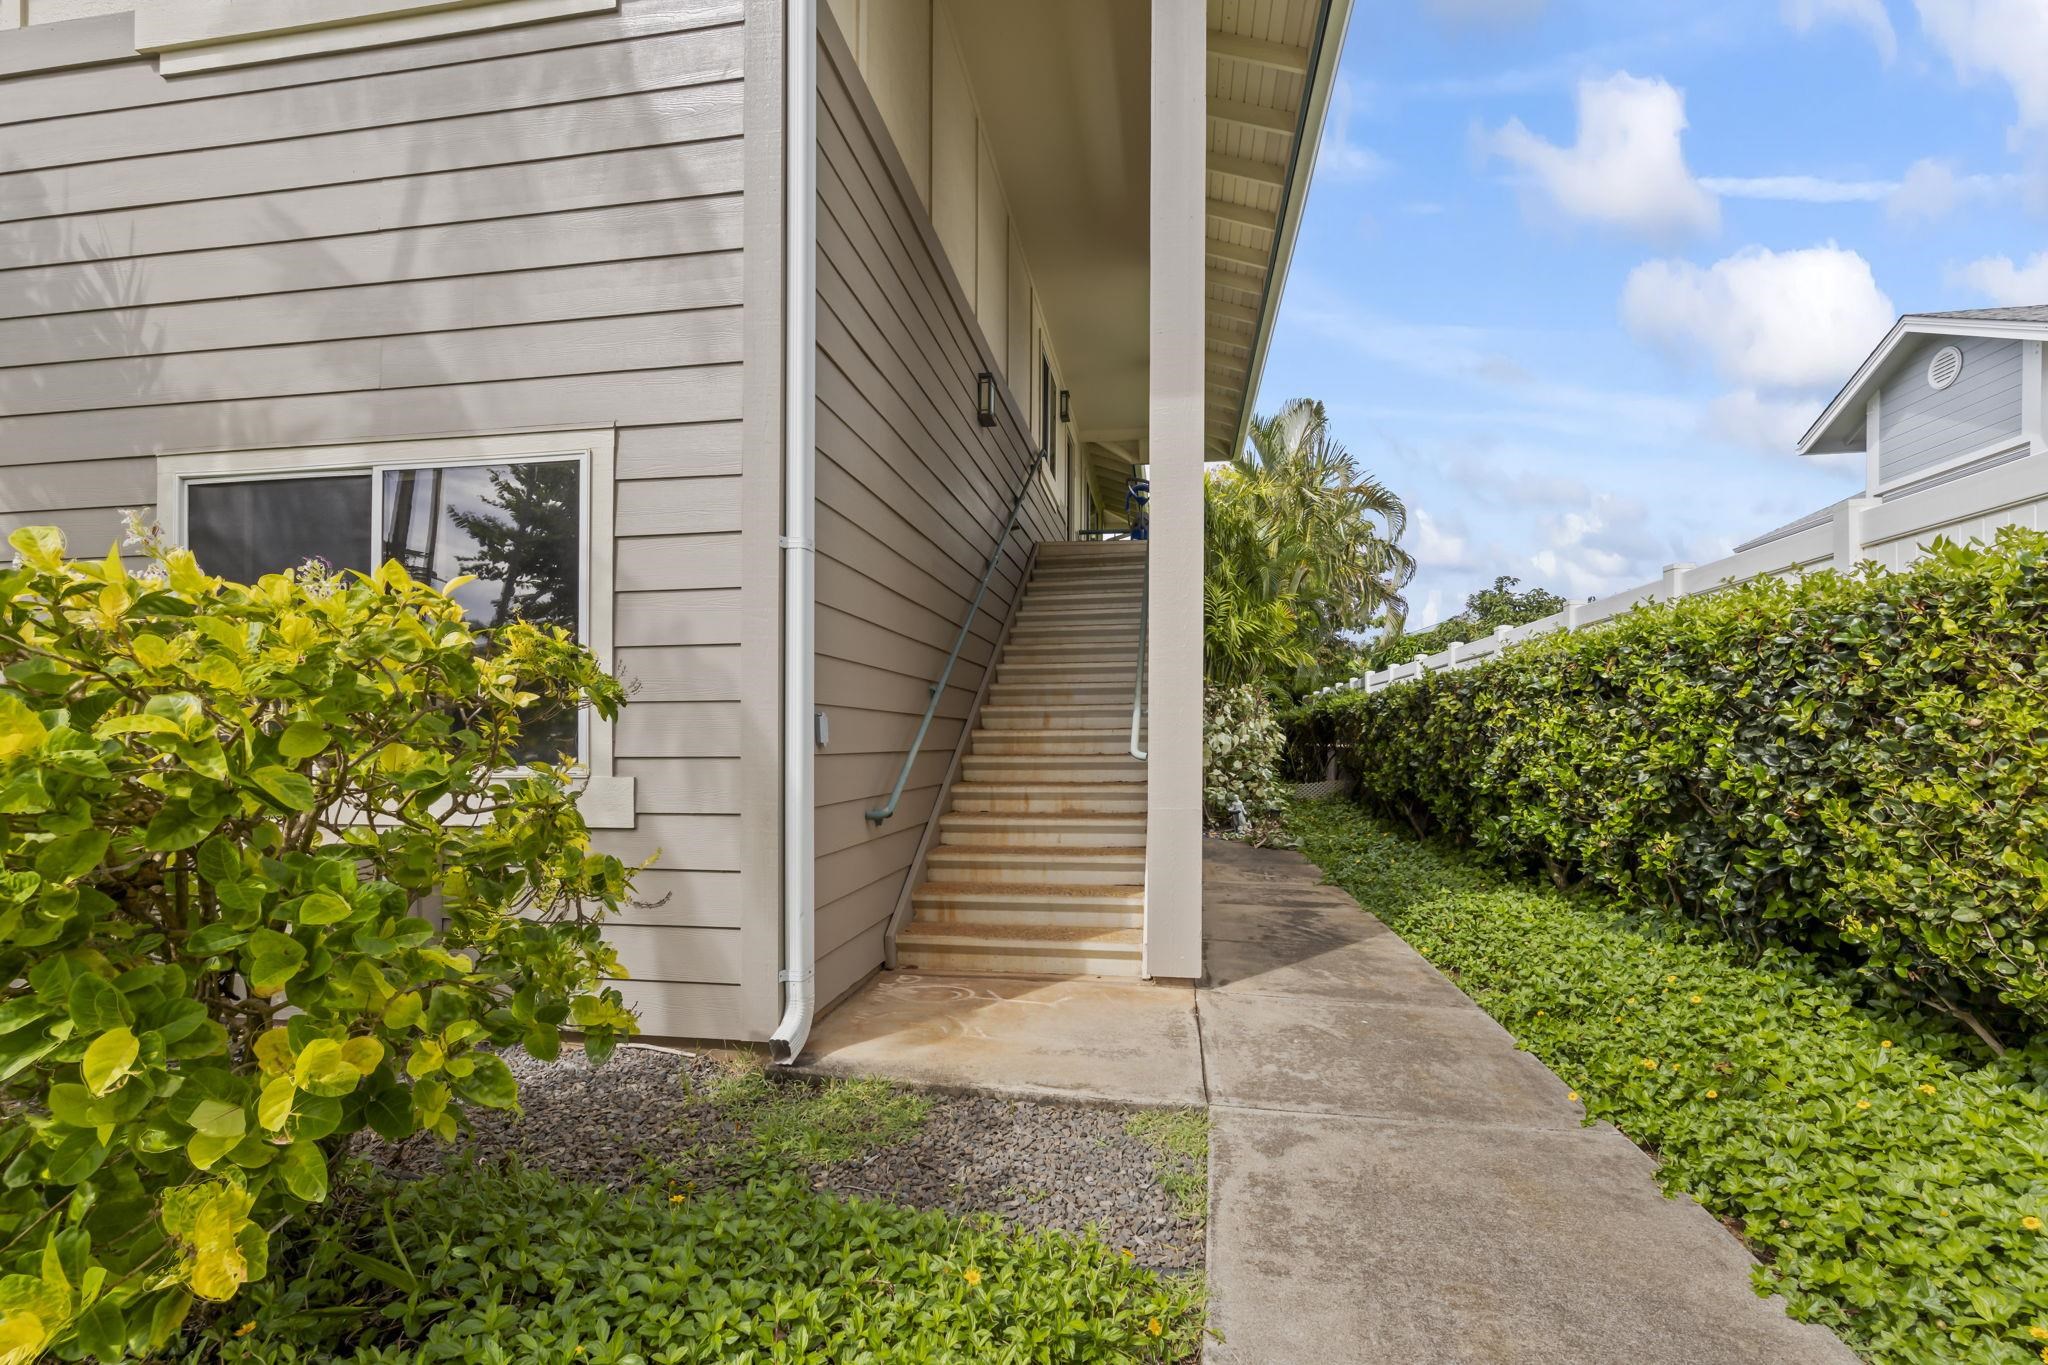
left=1143, top=0, right=1205, bottom=981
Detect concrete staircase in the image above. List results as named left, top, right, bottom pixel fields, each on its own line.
left=895, top=539, right=1147, bottom=977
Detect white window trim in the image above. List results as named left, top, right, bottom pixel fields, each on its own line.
left=132, top=0, right=616, bottom=75
left=155, top=428, right=633, bottom=828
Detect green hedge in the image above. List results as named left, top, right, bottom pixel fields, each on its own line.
left=1291, top=529, right=2048, bottom=1038
left=1289, top=800, right=2048, bottom=1365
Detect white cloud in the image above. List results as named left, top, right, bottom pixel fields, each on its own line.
left=1529, top=494, right=1667, bottom=597
left=1620, top=244, right=1895, bottom=389
left=1482, top=73, right=1719, bottom=238
left=1783, top=0, right=1898, bottom=62
left=1914, top=0, right=2048, bottom=130
left=1709, top=388, right=1826, bottom=453
left=1885, top=157, right=2025, bottom=222
left=1951, top=251, right=2048, bottom=304
left=1409, top=508, right=1475, bottom=570
left=1699, top=174, right=1895, bottom=203
left=1315, top=79, right=1390, bottom=183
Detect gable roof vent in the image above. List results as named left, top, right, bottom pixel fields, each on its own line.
left=1927, top=344, right=1964, bottom=391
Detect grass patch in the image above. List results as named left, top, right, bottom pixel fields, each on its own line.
left=1125, top=1110, right=1209, bottom=1223
left=1289, top=798, right=2048, bottom=1365
left=180, top=1160, right=1203, bottom=1363
left=703, top=1064, right=930, bottom=1169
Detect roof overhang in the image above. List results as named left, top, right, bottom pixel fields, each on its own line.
left=1799, top=313, right=2048, bottom=456
left=1205, top=0, right=1354, bottom=462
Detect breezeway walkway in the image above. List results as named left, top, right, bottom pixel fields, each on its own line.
left=800, top=840, right=1859, bottom=1364
left=1198, top=838, right=1856, bottom=1364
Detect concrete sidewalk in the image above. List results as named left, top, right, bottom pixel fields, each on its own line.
left=1200, top=838, right=1858, bottom=1365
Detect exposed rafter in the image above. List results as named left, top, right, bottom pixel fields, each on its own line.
left=1206, top=152, right=1288, bottom=190
left=1207, top=198, right=1278, bottom=233
left=1207, top=30, right=1310, bottom=75
left=1207, top=298, right=1261, bottom=328
left=1205, top=239, right=1270, bottom=270
left=1208, top=96, right=1296, bottom=136
left=1206, top=266, right=1264, bottom=298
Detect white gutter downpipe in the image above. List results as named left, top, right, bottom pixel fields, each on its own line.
left=770, top=0, right=818, bottom=1064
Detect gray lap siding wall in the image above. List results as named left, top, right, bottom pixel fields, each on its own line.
left=0, top=0, right=787, bottom=1041
left=810, top=20, right=1065, bottom=1010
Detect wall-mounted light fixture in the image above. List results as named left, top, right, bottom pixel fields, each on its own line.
left=976, top=373, right=998, bottom=427
left=1058, top=388, right=1071, bottom=424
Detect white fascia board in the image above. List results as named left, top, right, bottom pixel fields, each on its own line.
left=1229, top=0, right=1353, bottom=462
left=1799, top=315, right=2048, bottom=457
left=136, top=0, right=615, bottom=73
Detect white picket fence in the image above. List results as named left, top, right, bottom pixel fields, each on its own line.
left=1317, top=446, right=2048, bottom=699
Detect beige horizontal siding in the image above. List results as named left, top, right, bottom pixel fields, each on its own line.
left=0, top=0, right=780, bottom=1042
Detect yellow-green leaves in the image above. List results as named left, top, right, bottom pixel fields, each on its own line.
left=240, top=929, right=305, bottom=997
left=6, top=525, right=64, bottom=572
left=161, top=1180, right=259, bottom=1302
left=0, top=695, right=47, bottom=762
left=246, top=766, right=315, bottom=813
left=276, top=1142, right=327, bottom=1203
left=257, top=1076, right=295, bottom=1133
left=276, top=720, right=329, bottom=759
left=80, top=1028, right=138, bottom=1097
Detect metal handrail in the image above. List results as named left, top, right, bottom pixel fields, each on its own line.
left=1129, top=545, right=1148, bottom=760
left=867, top=445, right=1049, bottom=824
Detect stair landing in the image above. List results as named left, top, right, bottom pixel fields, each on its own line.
left=896, top=539, right=1147, bottom=978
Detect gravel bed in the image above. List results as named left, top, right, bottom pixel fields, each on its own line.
left=365, top=1045, right=1205, bottom=1272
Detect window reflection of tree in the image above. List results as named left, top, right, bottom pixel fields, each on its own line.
left=380, top=461, right=582, bottom=764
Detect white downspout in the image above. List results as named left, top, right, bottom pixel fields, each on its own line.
left=770, top=0, right=818, bottom=1064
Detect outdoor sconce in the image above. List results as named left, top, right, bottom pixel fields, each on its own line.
left=1058, top=388, right=1071, bottom=423
left=976, top=372, right=998, bottom=427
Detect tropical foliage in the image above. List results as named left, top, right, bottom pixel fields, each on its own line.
left=176, top=1161, right=1205, bottom=1363
left=1291, top=528, right=2048, bottom=1042
left=1361, top=574, right=1565, bottom=672
left=1201, top=684, right=1289, bottom=839
left=1291, top=800, right=2048, bottom=1365
left=0, top=524, right=637, bottom=1361
left=1204, top=399, right=1414, bottom=692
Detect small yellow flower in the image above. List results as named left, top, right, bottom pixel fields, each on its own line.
left=1880, top=1040, right=1893, bottom=1050
left=1705, top=1089, right=1719, bottom=1099
left=668, top=1193, right=686, bottom=1204
left=1535, top=1010, right=1545, bottom=1017
left=1641, top=1058, right=1658, bottom=1070
left=1626, top=997, right=1638, bottom=1005
left=2031, top=1325, right=2048, bottom=1341
left=1666, top=975, right=1677, bottom=984
left=1918, top=1083, right=1937, bottom=1096
left=2025, top=1216, right=2044, bottom=1232
left=1689, top=994, right=1703, bottom=1004
left=964, top=1267, right=983, bottom=1285
left=1567, top=1091, right=1579, bottom=1102
left=1855, top=1099, right=1871, bottom=1110
left=2037, top=1346, right=2046, bottom=1365
left=1147, top=1318, right=1163, bottom=1337
left=1612, top=1016, right=1624, bottom=1024
left=235, top=1323, right=256, bottom=1339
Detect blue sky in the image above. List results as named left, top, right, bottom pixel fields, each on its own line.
left=1256, top=0, right=2048, bottom=627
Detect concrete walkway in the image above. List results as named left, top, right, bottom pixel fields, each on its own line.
left=799, top=840, right=1860, bottom=1364
left=1201, top=838, right=1858, bottom=1365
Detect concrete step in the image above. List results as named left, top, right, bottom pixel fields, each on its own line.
left=962, top=754, right=1146, bottom=784
left=980, top=704, right=1130, bottom=730
left=972, top=727, right=1132, bottom=755
left=1022, top=583, right=1144, bottom=602
left=998, top=657, right=1136, bottom=674
left=1030, top=573, right=1146, bottom=592
left=924, top=845, right=1145, bottom=885
left=895, top=920, right=1144, bottom=977
left=1036, top=542, right=1145, bottom=560
left=937, top=811, right=1146, bottom=846
left=989, top=682, right=1131, bottom=705
left=998, top=650, right=1136, bottom=668
left=911, top=881, right=1144, bottom=927
left=948, top=781, right=1147, bottom=813
left=1009, top=612, right=1141, bottom=633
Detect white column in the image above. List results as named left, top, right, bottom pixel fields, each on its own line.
left=1142, top=0, right=1206, bottom=981
left=1661, top=562, right=1696, bottom=600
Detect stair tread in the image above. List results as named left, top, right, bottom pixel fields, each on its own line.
left=899, top=922, right=1144, bottom=945
left=929, top=845, right=1146, bottom=860
left=914, top=879, right=1145, bottom=898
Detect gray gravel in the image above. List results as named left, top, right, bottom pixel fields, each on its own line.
left=365, top=1045, right=1205, bottom=1272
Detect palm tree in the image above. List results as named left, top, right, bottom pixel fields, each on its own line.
left=1205, top=398, right=1415, bottom=691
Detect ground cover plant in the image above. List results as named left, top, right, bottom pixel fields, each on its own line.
left=174, top=1158, right=1207, bottom=1364
left=1290, top=798, right=2048, bottom=1365
left=1290, top=528, right=2048, bottom=1043
left=0, top=524, right=637, bottom=1360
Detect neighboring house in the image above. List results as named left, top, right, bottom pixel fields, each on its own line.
left=1329, top=306, right=2048, bottom=693
left=0, top=0, right=1350, bottom=1053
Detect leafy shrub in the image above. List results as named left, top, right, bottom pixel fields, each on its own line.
left=1292, top=529, right=2048, bottom=1040
left=1202, top=684, right=1289, bottom=839
left=0, top=525, right=638, bottom=1360
left=177, top=1160, right=1204, bottom=1363
left=1291, top=799, right=2048, bottom=1365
